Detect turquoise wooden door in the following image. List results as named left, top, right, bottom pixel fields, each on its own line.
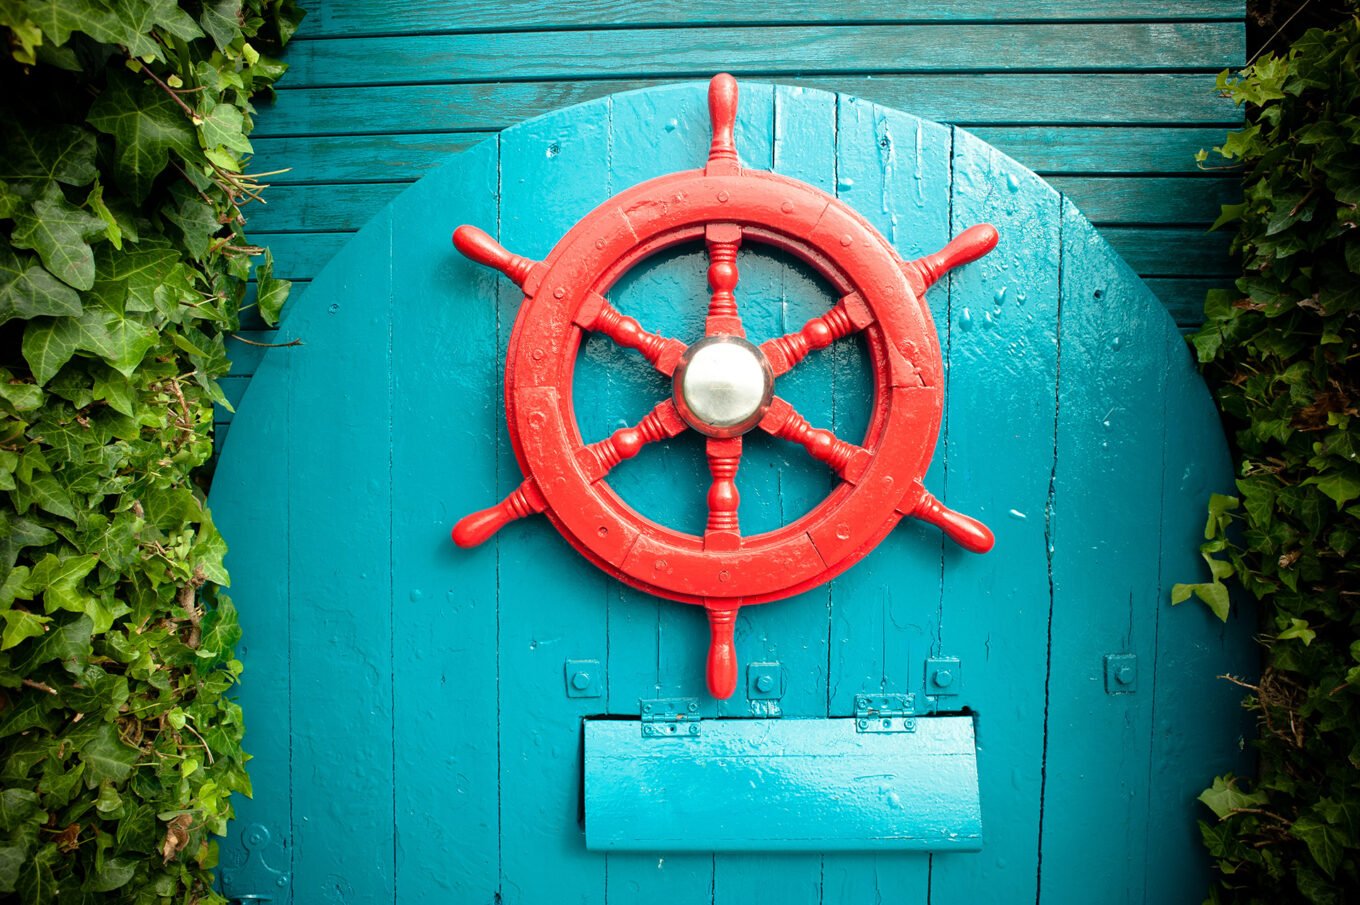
left=209, top=82, right=1253, bottom=904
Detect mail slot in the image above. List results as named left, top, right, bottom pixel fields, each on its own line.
left=583, top=713, right=982, bottom=852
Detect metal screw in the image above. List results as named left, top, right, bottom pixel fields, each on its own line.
left=277, top=876, right=289, bottom=888
left=755, top=674, right=775, bottom=694
left=688, top=702, right=699, bottom=712
left=571, top=672, right=591, bottom=691
left=932, top=669, right=954, bottom=688
left=856, top=696, right=867, bottom=709
left=1116, top=665, right=1135, bottom=685
left=643, top=704, right=653, bottom=713
left=643, top=725, right=654, bottom=736
left=689, top=724, right=700, bottom=735
left=882, top=719, right=892, bottom=729
left=858, top=719, right=868, bottom=730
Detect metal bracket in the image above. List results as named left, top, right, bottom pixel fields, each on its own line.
left=854, top=693, right=917, bottom=733
left=218, top=823, right=290, bottom=902
left=925, top=657, right=962, bottom=696
left=564, top=658, right=603, bottom=698
left=1104, top=653, right=1138, bottom=694
left=640, top=697, right=701, bottom=737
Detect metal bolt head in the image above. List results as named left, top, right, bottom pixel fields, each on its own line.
left=755, top=674, right=775, bottom=693
left=688, top=702, right=699, bottom=712
left=571, top=671, right=591, bottom=690
left=277, top=876, right=290, bottom=888
left=643, top=725, right=654, bottom=736
left=856, top=696, right=868, bottom=709
left=858, top=719, right=869, bottom=730
left=643, top=703, right=653, bottom=713
left=689, top=724, right=700, bottom=735
left=1116, top=665, right=1135, bottom=685
left=932, top=669, right=954, bottom=688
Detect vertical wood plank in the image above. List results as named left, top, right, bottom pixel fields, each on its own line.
left=210, top=336, right=293, bottom=899
left=819, top=93, right=954, bottom=904
left=285, top=213, right=395, bottom=902
left=1142, top=330, right=1257, bottom=902
left=1039, top=199, right=1163, bottom=904
left=390, top=139, right=502, bottom=901
left=927, top=128, right=1062, bottom=901
left=496, top=99, right=612, bottom=905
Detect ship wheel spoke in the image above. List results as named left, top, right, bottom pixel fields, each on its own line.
left=577, top=399, right=688, bottom=483
left=704, top=222, right=743, bottom=337
left=576, top=291, right=687, bottom=377
left=703, top=437, right=743, bottom=549
left=759, top=396, right=871, bottom=483
left=760, top=291, right=876, bottom=377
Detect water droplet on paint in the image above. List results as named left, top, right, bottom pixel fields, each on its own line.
left=409, top=589, right=424, bottom=602
left=546, top=141, right=560, bottom=158
left=838, top=176, right=855, bottom=191
left=1005, top=172, right=1020, bottom=193
left=1009, top=509, right=1027, bottom=521
left=1111, top=336, right=1123, bottom=351
left=665, top=118, right=678, bottom=132
left=959, top=308, right=973, bottom=330
left=1016, top=291, right=1027, bottom=306
left=994, top=286, right=1007, bottom=305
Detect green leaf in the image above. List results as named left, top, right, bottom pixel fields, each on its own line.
left=1277, top=617, right=1317, bottom=645
left=10, top=182, right=106, bottom=290
left=0, top=247, right=82, bottom=327
left=21, top=318, right=76, bottom=385
left=255, top=249, right=290, bottom=327
left=0, top=512, right=57, bottom=580
left=83, top=179, right=121, bottom=250
left=199, top=0, right=243, bottom=50
left=1304, top=469, right=1360, bottom=507
left=15, top=844, right=56, bottom=905
left=12, top=614, right=91, bottom=673
left=1, top=611, right=51, bottom=650
left=0, top=845, right=24, bottom=894
left=76, top=722, right=137, bottom=786
left=87, top=857, right=136, bottom=892
left=0, top=788, right=44, bottom=832
left=20, top=0, right=126, bottom=46
left=87, top=71, right=198, bottom=203
left=0, top=121, right=96, bottom=186
left=198, top=101, right=252, bottom=154
left=1199, top=774, right=1268, bottom=819
left=1292, top=815, right=1346, bottom=877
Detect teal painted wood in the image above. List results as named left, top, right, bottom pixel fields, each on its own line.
left=279, top=24, right=1241, bottom=87
left=584, top=718, right=982, bottom=851
left=211, top=80, right=1255, bottom=904
left=297, top=0, right=1243, bottom=37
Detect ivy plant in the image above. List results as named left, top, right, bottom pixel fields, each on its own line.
left=0, top=1, right=300, bottom=902
left=1181, top=6, right=1360, bottom=901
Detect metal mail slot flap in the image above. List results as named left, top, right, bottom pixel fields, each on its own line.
left=583, top=715, right=981, bottom=852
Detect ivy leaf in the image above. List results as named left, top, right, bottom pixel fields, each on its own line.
left=0, top=845, right=23, bottom=894
left=12, top=614, right=91, bottom=673
left=1304, top=469, right=1360, bottom=508
left=0, top=788, right=44, bottom=832
left=87, top=71, right=198, bottom=203
left=0, top=248, right=82, bottom=327
left=198, top=101, right=253, bottom=154
left=0, top=512, right=57, bottom=580
left=21, top=319, right=75, bottom=385
left=119, top=0, right=204, bottom=58
left=19, top=0, right=124, bottom=46
left=88, top=857, right=137, bottom=892
left=1198, top=774, right=1268, bottom=819
left=10, top=182, right=106, bottom=291
left=14, top=844, right=56, bottom=905
left=255, top=249, right=290, bottom=327
left=1292, top=814, right=1346, bottom=877
left=199, top=0, right=243, bottom=50
left=1171, top=580, right=1231, bottom=621
left=76, top=722, right=138, bottom=786
left=0, top=121, right=96, bottom=187
left=1, top=610, right=51, bottom=650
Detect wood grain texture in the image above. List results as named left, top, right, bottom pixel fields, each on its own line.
left=300, top=0, right=1244, bottom=37
left=280, top=23, right=1242, bottom=88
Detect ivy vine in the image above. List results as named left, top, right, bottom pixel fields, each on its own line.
left=1180, top=5, right=1360, bottom=901
left=0, top=1, right=300, bottom=902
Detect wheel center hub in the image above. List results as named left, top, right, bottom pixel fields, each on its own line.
left=672, top=335, right=774, bottom=438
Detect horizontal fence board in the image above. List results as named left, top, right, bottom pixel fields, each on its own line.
left=965, top=126, right=1229, bottom=174
left=1051, top=176, right=1239, bottom=224
left=254, top=74, right=1241, bottom=138
left=301, top=0, right=1245, bottom=37
left=243, top=176, right=1238, bottom=233
left=280, top=23, right=1242, bottom=88
left=252, top=126, right=1232, bottom=186
left=1145, top=277, right=1223, bottom=325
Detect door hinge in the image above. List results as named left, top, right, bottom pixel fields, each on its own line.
left=854, top=693, right=917, bottom=733
left=640, top=697, right=701, bottom=737
left=219, top=822, right=290, bottom=902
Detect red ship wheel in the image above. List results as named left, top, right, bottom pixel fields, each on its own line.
left=451, top=74, right=997, bottom=699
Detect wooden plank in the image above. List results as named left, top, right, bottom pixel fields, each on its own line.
left=254, top=133, right=495, bottom=185
left=255, top=127, right=1231, bottom=187
left=245, top=176, right=1238, bottom=233
left=927, top=126, right=1063, bottom=903
left=1144, top=277, right=1222, bottom=326
left=495, top=96, right=612, bottom=905
left=254, top=74, right=1241, bottom=139
left=389, top=139, right=502, bottom=900
left=280, top=23, right=1242, bottom=88
left=964, top=126, right=1228, bottom=175
left=1039, top=199, right=1164, bottom=901
left=821, top=93, right=951, bottom=903
left=584, top=717, right=981, bottom=851
left=1053, top=176, right=1239, bottom=225
left=208, top=312, right=294, bottom=902
left=301, top=0, right=1245, bottom=38
left=211, top=374, right=249, bottom=425
left=282, top=210, right=396, bottom=900
left=1143, top=330, right=1256, bottom=902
